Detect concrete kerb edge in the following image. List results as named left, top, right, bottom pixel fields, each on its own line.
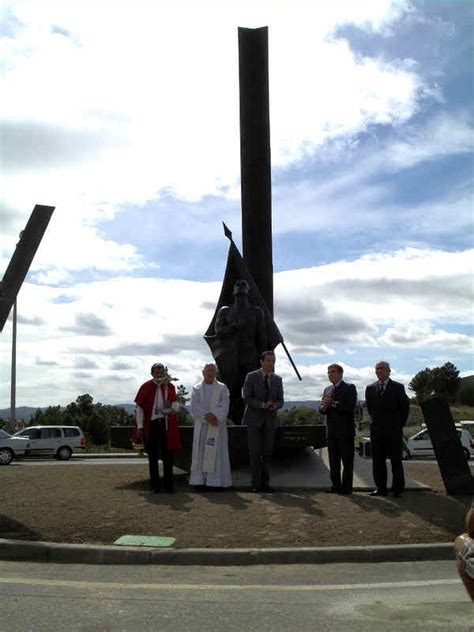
left=0, top=538, right=454, bottom=566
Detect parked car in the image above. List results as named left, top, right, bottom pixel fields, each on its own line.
left=459, top=421, right=474, bottom=438
left=0, top=428, right=30, bottom=465
left=403, top=426, right=474, bottom=461
left=13, top=425, right=85, bottom=460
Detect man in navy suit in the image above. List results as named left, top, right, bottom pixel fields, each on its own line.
left=319, top=364, right=358, bottom=495
left=365, top=361, right=409, bottom=498
left=242, top=350, right=284, bottom=493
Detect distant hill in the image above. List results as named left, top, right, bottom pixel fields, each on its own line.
left=281, top=401, right=320, bottom=411
left=0, top=406, right=40, bottom=422
left=0, top=401, right=318, bottom=421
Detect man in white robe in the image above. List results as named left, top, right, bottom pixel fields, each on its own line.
left=190, top=363, right=232, bottom=488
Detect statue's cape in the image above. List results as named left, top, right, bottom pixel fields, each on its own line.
left=204, top=238, right=283, bottom=356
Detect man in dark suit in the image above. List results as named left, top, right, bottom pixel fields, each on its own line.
left=242, top=350, right=284, bottom=493
left=365, top=361, right=409, bottom=498
left=319, top=364, right=358, bottom=495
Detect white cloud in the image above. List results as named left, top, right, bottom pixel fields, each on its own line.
left=276, top=248, right=473, bottom=326
left=379, top=323, right=473, bottom=352
left=271, top=37, right=428, bottom=166
left=1, top=1, right=425, bottom=231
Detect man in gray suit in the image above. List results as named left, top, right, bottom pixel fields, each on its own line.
left=243, top=350, right=284, bottom=493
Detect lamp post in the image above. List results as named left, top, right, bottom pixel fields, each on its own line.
left=10, top=298, right=17, bottom=432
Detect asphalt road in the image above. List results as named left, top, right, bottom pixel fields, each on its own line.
left=12, top=456, right=146, bottom=466
left=10, top=455, right=474, bottom=467
left=0, top=560, right=471, bottom=631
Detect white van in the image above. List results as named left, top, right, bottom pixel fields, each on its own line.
left=403, top=426, right=473, bottom=461
left=14, top=425, right=85, bottom=460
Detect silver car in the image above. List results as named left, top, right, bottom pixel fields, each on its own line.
left=14, top=425, right=85, bottom=460
left=0, top=428, right=30, bottom=465
left=403, top=426, right=474, bottom=461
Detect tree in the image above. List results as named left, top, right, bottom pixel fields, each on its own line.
left=87, top=409, right=109, bottom=445
left=433, top=362, right=461, bottom=402
left=278, top=406, right=324, bottom=426
left=30, top=405, right=64, bottom=426
left=175, top=384, right=193, bottom=425
left=76, top=394, right=94, bottom=415
left=408, top=367, right=434, bottom=402
left=409, top=362, right=461, bottom=403
left=176, top=384, right=189, bottom=407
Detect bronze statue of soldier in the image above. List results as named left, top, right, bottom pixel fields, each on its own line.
left=212, top=279, right=266, bottom=423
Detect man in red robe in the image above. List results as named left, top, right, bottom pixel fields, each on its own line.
left=135, top=363, right=181, bottom=493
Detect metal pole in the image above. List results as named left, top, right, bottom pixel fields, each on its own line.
left=10, top=297, right=17, bottom=432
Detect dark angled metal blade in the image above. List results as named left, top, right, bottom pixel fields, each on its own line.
left=0, top=204, right=55, bottom=332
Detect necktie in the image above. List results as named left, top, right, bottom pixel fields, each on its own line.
left=378, top=382, right=385, bottom=395
left=264, top=374, right=270, bottom=402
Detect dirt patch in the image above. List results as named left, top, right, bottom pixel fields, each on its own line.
left=0, top=462, right=470, bottom=548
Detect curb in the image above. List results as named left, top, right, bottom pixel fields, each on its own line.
left=71, top=452, right=141, bottom=458
left=0, top=538, right=454, bottom=566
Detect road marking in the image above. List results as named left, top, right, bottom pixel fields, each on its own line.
left=0, top=577, right=461, bottom=592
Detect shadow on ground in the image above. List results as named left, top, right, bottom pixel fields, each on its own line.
left=0, top=515, right=41, bottom=541
left=347, top=491, right=470, bottom=536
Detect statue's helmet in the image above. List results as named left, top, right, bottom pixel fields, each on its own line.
left=233, top=279, right=249, bottom=295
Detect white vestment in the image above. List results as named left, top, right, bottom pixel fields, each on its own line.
left=189, top=379, right=231, bottom=487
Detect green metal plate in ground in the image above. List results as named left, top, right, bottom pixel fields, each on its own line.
left=114, top=535, right=176, bottom=547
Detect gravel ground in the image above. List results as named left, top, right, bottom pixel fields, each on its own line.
left=0, top=461, right=471, bottom=548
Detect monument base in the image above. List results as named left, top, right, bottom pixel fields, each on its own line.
left=110, top=424, right=327, bottom=471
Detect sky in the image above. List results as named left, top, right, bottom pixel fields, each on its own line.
left=0, top=0, right=473, bottom=411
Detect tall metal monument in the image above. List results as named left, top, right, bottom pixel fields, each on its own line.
left=239, top=26, right=273, bottom=316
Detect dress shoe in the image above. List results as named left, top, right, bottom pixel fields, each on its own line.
left=250, top=486, right=261, bottom=493
left=338, top=490, right=352, bottom=496
left=369, top=490, right=387, bottom=497
left=392, top=492, right=403, bottom=498
left=261, top=485, right=274, bottom=493
left=325, top=488, right=340, bottom=494
left=163, top=486, right=175, bottom=494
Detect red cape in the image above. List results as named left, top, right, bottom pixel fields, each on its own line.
left=134, top=380, right=181, bottom=450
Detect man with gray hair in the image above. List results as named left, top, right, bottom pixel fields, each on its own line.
left=189, top=363, right=231, bottom=489
left=365, top=361, right=409, bottom=498
left=134, top=363, right=181, bottom=494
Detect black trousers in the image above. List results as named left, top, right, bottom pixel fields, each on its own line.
left=327, top=435, right=354, bottom=493
left=145, top=419, right=174, bottom=491
left=370, top=431, right=405, bottom=494
left=247, top=419, right=276, bottom=488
